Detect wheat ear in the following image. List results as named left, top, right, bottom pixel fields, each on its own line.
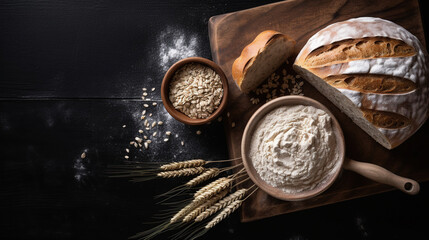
left=170, top=200, right=199, bottom=223
left=205, top=199, right=242, bottom=229
left=182, top=189, right=228, bottom=222
left=186, top=168, right=220, bottom=187
left=195, top=188, right=247, bottom=222
left=194, top=177, right=229, bottom=198
left=193, top=178, right=233, bottom=203
left=157, top=167, right=205, bottom=178
left=160, top=159, right=206, bottom=171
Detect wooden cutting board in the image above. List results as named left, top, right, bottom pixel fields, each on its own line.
left=208, top=0, right=429, bottom=222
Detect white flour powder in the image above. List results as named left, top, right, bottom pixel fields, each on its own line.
left=250, top=105, right=339, bottom=193
left=158, top=27, right=199, bottom=71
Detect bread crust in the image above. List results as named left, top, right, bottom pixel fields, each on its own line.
left=232, top=30, right=295, bottom=92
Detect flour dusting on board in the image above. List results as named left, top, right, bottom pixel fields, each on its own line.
left=158, top=27, right=199, bottom=71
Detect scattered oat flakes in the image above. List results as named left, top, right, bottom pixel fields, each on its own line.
left=81, top=152, right=86, bottom=159
left=166, top=131, right=171, bottom=136
left=164, top=138, right=169, bottom=142
left=143, top=88, right=147, bottom=91
left=196, top=130, right=202, bottom=135
left=158, top=121, right=163, bottom=125
left=124, top=155, right=129, bottom=159
left=122, top=125, right=126, bottom=128
left=144, top=104, right=149, bottom=108
left=125, top=148, right=129, bottom=153
left=231, top=122, right=236, bottom=128
left=144, top=142, right=148, bottom=149
left=181, top=141, right=184, bottom=146
left=143, top=92, right=148, bottom=96
left=152, top=102, right=157, bottom=106
left=138, top=129, right=143, bottom=133
left=153, top=132, right=157, bottom=137
left=135, top=137, right=143, bottom=143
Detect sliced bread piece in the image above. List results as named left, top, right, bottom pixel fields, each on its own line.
left=232, top=30, right=296, bottom=93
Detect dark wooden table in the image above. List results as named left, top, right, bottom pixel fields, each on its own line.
left=0, top=0, right=428, bottom=239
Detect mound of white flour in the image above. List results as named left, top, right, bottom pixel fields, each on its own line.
left=250, top=105, right=339, bottom=193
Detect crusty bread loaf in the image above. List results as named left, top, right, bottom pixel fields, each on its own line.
left=294, top=17, right=429, bottom=149
left=232, top=30, right=296, bottom=93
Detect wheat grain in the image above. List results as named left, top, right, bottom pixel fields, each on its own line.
left=195, top=188, right=247, bottom=222
left=160, top=159, right=206, bottom=171
left=193, top=178, right=232, bottom=203
left=205, top=200, right=242, bottom=229
left=182, top=189, right=228, bottom=222
left=186, top=168, right=220, bottom=187
left=157, top=167, right=205, bottom=178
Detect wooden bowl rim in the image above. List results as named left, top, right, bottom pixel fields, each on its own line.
left=241, top=95, right=345, bottom=201
left=161, top=57, right=229, bottom=125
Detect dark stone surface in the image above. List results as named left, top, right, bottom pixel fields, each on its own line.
left=0, top=0, right=428, bottom=239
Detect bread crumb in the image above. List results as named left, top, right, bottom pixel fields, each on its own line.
left=81, top=152, right=86, bottom=159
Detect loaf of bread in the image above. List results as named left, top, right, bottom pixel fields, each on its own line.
left=232, top=30, right=296, bottom=93
left=294, top=17, right=429, bottom=149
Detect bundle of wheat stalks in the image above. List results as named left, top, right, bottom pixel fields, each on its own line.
left=107, top=158, right=257, bottom=240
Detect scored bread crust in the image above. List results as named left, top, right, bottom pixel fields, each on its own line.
left=294, top=17, right=429, bottom=149
left=232, top=30, right=296, bottom=93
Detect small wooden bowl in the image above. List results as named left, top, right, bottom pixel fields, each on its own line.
left=161, top=57, right=229, bottom=125
left=241, top=96, right=345, bottom=201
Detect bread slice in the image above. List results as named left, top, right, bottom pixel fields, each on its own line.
left=294, top=17, right=429, bottom=149
left=232, top=30, right=296, bottom=93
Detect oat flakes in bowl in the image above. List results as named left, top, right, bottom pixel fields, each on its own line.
left=161, top=57, right=229, bottom=125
